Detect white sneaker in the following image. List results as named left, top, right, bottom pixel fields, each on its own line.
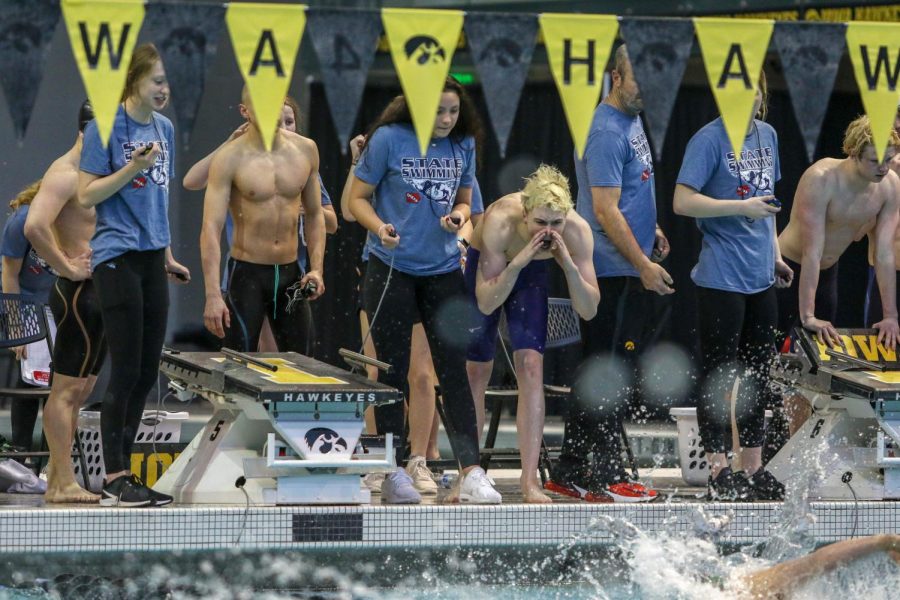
left=405, top=456, right=438, bottom=495
left=363, top=472, right=386, bottom=493
left=459, top=467, right=501, bottom=504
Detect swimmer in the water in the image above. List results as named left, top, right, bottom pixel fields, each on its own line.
left=739, top=534, right=900, bottom=598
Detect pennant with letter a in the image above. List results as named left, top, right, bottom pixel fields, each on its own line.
left=306, top=8, right=381, bottom=152
left=694, top=18, right=773, bottom=161
left=382, top=8, right=464, bottom=156
left=846, top=23, right=900, bottom=163
left=465, top=12, right=538, bottom=158
left=141, top=1, right=226, bottom=148
left=226, top=2, right=306, bottom=152
left=619, top=17, right=694, bottom=161
left=539, top=13, right=618, bottom=159
left=61, top=0, right=145, bottom=148
left=0, top=0, right=60, bottom=142
left=774, top=22, right=846, bottom=163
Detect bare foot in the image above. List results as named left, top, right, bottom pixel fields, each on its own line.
left=45, top=481, right=99, bottom=504
left=522, top=483, right=552, bottom=504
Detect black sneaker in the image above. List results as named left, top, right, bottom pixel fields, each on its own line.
left=747, top=469, right=785, bottom=500
left=708, top=467, right=756, bottom=502
left=100, top=476, right=154, bottom=507
left=130, top=475, right=173, bottom=507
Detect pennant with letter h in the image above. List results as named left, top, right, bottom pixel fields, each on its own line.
left=382, top=8, right=464, bottom=156
left=539, top=13, right=618, bottom=159
left=846, top=22, right=900, bottom=163
left=694, top=18, right=773, bottom=161
left=61, top=0, right=145, bottom=148
left=226, top=2, right=306, bottom=152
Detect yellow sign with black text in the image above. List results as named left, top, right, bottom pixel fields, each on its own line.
left=811, top=332, right=898, bottom=364
left=226, top=2, right=306, bottom=151
left=694, top=18, right=774, bottom=161
left=539, top=13, right=618, bottom=159
left=845, top=22, right=900, bottom=163
left=61, top=0, right=144, bottom=148
left=382, top=8, right=464, bottom=156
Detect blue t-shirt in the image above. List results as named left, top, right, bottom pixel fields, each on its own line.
left=677, top=118, right=781, bottom=294
left=574, top=103, right=656, bottom=278
left=80, top=107, right=175, bottom=268
left=355, top=123, right=476, bottom=276
left=0, top=206, right=55, bottom=302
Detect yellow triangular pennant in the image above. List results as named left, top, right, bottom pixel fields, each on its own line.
left=846, top=22, right=900, bottom=163
left=226, top=2, right=306, bottom=152
left=539, top=13, right=618, bottom=159
left=61, top=0, right=144, bottom=148
left=694, top=18, right=773, bottom=160
left=382, top=8, right=464, bottom=156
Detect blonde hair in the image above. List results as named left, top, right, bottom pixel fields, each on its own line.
left=843, top=114, right=900, bottom=158
left=521, top=165, right=573, bottom=213
left=9, top=179, right=41, bottom=209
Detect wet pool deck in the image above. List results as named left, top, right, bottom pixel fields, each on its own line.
left=1, top=468, right=897, bottom=555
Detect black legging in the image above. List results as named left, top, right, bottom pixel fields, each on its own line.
left=93, top=249, right=169, bottom=475
left=697, top=286, right=778, bottom=454
left=556, top=276, right=654, bottom=486
left=9, top=363, right=39, bottom=451
left=364, top=256, right=480, bottom=468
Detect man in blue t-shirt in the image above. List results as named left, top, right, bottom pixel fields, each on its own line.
left=548, top=45, right=668, bottom=503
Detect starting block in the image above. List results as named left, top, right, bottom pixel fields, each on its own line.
left=154, top=348, right=399, bottom=505
left=768, top=328, right=900, bottom=500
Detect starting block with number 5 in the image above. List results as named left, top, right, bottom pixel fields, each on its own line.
left=154, top=348, right=399, bottom=505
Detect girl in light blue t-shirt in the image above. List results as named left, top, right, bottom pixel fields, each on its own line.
left=674, top=76, right=793, bottom=503
left=79, top=44, right=189, bottom=508
left=346, top=77, right=500, bottom=504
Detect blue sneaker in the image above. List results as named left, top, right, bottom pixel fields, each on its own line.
left=381, top=468, right=421, bottom=504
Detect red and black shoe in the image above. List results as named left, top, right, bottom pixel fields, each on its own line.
left=605, top=481, right=659, bottom=503
left=543, top=479, right=614, bottom=503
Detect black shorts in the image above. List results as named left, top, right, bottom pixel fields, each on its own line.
left=223, top=258, right=313, bottom=354
left=49, top=277, right=107, bottom=378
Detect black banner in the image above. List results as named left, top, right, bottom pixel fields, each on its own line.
left=465, top=12, right=538, bottom=158
left=306, top=8, right=381, bottom=152
left=0, top=0, right=60, bottom=141
left=140, top=2, right=226, bottom=147
left=619, top=17, right=695, bottom=160
left=773, top=22, right=847, bottom=163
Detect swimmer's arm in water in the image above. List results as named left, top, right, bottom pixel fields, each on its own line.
left=556, top=213, right=600, bottom=320
left=339, top=134, right=366, bottom=223
left=474, top=204, right=528, bottom=314
left=594, top=185, right=673, bottom=295
left=673, top=183, right=779, bottom=219
left=299, top=138, right=325, bottom=300
left=871, top=173, right=900, bottom=349
left=741, top=534, right=900, bottom=599
left=78, top=143, right=160, bottom=209
left=199, top=147, right=236, bottom=338
left=24, top=171, right=91, bottom=281
left=183, top=122, right=249, bottom=191
left=793, top=169, right=838, bottom=347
